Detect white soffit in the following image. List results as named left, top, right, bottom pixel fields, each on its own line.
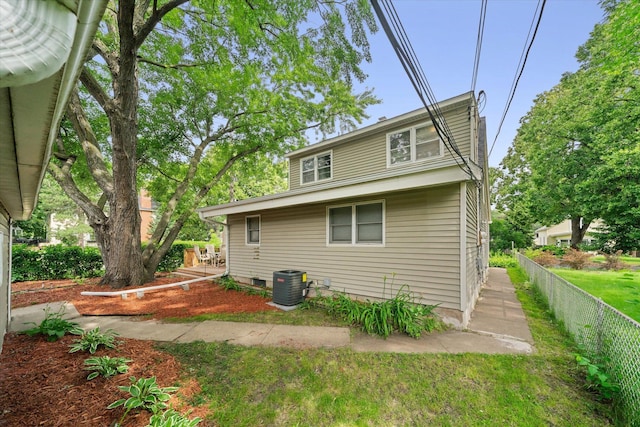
left=0, top=0, right=76, bottom=87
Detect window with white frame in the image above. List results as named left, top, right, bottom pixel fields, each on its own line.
left=328, top=201, right=384, bottom=245
left=387, top=123, right=442, bottom=166
left=301, top=151, right=332, bottom=184
left=246, top=215, right=260, bottom=245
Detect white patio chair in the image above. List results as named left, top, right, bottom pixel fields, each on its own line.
left=193, top=245, right=212, bottom=265
left=205, top=244, right=218, bottom=267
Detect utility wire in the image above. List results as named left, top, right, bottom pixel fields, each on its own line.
left=471, top=0, right=488, bottom=94
left=489, top=0, right=547, bottom=158
left=371, top=0, right=480, bottom=183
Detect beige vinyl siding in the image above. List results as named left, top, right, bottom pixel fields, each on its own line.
left=288, top=103, right=472, bottom=191
left=0, top=216, right=9, bottom=352
left=227, top=184, right=461, bottom=309
left=464, top=183, right=481, bottom=313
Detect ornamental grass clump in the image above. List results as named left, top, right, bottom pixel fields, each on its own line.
left=315, top=276, right=439, bottom=338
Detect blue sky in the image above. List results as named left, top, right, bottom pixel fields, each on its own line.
left=342, top=0, right=605, bottom=167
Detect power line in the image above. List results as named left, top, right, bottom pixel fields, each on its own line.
left=471, top=0, right=488, bottom=94
left=371, top=0, right=480, bottom=184
left=489, top=0, right=547, bottom=158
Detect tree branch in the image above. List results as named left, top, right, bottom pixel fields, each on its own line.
left=65, top=90, right=114, bottom=197
left=79, top=67, right=116, bottom=115
left=48, top=161, right=108, bottom=228
left=135, top=0, right=189, bottom=50
left=137, top=56, right=206, bottom=69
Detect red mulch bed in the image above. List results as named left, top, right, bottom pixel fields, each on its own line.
left=2, top=274, right=278, bottom=426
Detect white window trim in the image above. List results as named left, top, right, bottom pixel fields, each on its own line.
left=326, top=200, right=385, bottom=246
left=300, top=150, right=333, bottom=185
left=386, top=123, right=444, bottom=168
left=245, top=214, right=261, bottom=246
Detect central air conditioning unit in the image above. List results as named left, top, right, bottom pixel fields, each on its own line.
left=272, top=270, right=307, bottom=306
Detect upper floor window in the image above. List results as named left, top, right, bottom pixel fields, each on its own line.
left=246, top=215, right=260, bottom=245
left=387, top=124, right=442, bottom=166
left=301, top=151, right=332, bottom=184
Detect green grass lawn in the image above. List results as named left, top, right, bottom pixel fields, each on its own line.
left=551, top=268, right=640, bottom=322
left=155, top=266, right=614, bottom=426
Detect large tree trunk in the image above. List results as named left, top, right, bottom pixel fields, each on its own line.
left=570, top=216, right=590, bottom=249
left=99, top=0, right=145, bottom=287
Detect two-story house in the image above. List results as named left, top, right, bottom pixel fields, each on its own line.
left=198, top=91, right=490, bottom=327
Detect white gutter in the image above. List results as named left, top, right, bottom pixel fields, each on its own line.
left=36, top=0, right=109, bottom=206
left=81, top=274, right=224, bottom=300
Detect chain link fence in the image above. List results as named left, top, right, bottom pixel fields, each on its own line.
left=517, top=254, right=640, bottom=426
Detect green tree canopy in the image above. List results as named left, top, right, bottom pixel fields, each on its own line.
left=496, top=0, right=639, bottom=251
left=50, top=0, right=379, bottom=287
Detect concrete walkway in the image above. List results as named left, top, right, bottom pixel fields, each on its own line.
left=9, top=268, right=534, bottom=354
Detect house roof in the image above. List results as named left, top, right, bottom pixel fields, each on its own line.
left=0, top=0, right=107, bottom=220
left=285, top=91, right=475, bottom=159
left=199, top=162, right=479, bottom=218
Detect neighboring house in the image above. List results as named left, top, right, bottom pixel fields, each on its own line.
left=0, top=0, right=107, bottom=351
left=47, top=189, right=156, bottom=246
left=534, top=219, right=602, bottom=247
left=199, top=92, right=490, bottom=327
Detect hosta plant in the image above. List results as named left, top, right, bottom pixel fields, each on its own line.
left=84, top=356, right=131, bottom=380
left=22, top=304, right=83, bottom=341
left=69, top=327, right=120, bottom=354
left=146, top=409, right=202, bottom=427
left=108, top=376, right=179, bottom=426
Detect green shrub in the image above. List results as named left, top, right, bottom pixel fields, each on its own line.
left=536, top=245, right=567, bottom=256
left=575, top=354, right=620, bottom=400
left=156, top=242, right=190, bottom=272
left=11, top=244, right=103, bottom=281
left=22, top=305, right=83, bottom=342
left=69, top=327, right=120, bottom=354
left=218, top=275, right=241, bottom=291
left=489, top=252, right=518, bottom=268
left=84, top=356, right=131, bottom=380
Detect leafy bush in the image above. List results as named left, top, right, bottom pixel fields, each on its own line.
left=108, top=376, right=179, bottom=426
left=536, top=245, right=567, bottom=256
left=84, top=356, right=131, bottom=380
left=533, top=251, right=559, bottom=267
left=562, top=248, right=592, bottom=270
left=601, top=250, right=628, bottom=271
left=489, top=252, right=518, bottom=268
left=23, top=305, right=83, bottom=341
left=69, top=327, right=120, bottom=354
left=154, top=242, right=191, bottom=272
left=218, top=275, right=241, bottom=291
left=146, top=409, right=202, bottom=427
left=575, top=354, right=620, bottom=400
left=11, top=244, right=103, bottom=282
